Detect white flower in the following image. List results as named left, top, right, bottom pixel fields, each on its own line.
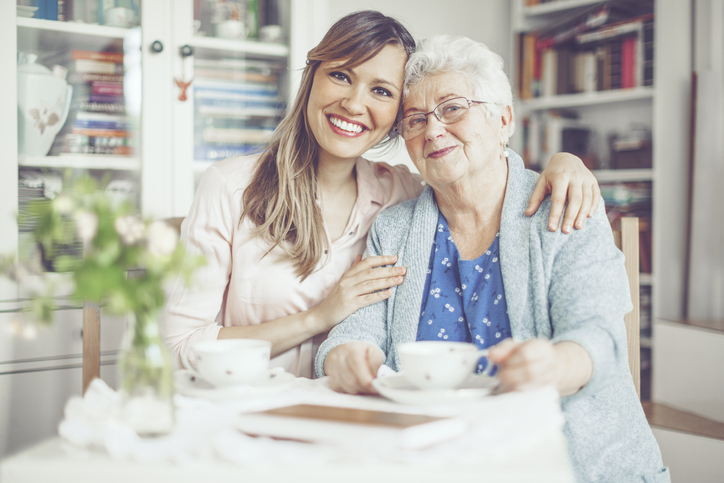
left=75, top=211, right=98, bottom=243
left=114, top=216, right=145, bottom=245
left=53, top=195, right=73, bottom=215
left=147, top=221, right=179, bottom=257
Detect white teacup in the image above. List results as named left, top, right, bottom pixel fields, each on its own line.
left=215, top=19, right=246, bottom=39
left=398, top=341, right=492, bottom=391
left=191, top=339, right=271, bottom=387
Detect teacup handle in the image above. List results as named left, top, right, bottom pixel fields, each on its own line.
left=476, top=349, right=496, bottom=377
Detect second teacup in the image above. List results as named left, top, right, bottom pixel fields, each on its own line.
left=191, top=339, right=271, bottom=387
left=398, top=341, right=491, bottom=391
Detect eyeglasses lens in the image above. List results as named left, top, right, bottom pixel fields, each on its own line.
left=398, top=97, right=471, bottom=140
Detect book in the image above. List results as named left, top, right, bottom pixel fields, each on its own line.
left=72, top=58, right=122, bottom=75
left=235, top=404, right=468, bottom=450
left=71, top=50, right=123, bottom=63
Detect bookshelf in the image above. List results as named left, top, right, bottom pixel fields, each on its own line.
left=510, top=0, right=691, bottom=398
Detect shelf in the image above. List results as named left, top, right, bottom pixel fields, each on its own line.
left=593, top=169, right=654, bottom=183
left=188, top=36, right=289, bottom=59
left=523, top=0, right=605, bottom=17
left=17, top=18, right=132, bottom=53
left=518, top=88, right=654, bottom=111
left=17, top=17, right=131, bottom=39
left=639, top=273, right=653, bottom=286
left=19, top=155, right=141, bottom=171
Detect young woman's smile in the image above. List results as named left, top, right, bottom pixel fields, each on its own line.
left=307, top=44, right=406, bottom=166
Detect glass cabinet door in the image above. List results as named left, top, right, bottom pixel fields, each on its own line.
left=170, top=0, right=292, bottom=215
left=15, top=2, right=144, bottom=278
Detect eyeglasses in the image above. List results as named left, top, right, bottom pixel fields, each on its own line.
left=395, top=97, right=488, bottom=140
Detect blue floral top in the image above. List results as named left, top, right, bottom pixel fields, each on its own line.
left=416, top=212, right=512, bottom=373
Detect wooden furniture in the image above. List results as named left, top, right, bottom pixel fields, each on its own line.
left=620, top=217, right=641, bottom=398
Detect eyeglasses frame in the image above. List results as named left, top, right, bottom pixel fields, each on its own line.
left=395, top=97, right=489, bottom=140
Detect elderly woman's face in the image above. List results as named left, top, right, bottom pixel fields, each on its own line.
left=402, top=72, right=507, bottom=190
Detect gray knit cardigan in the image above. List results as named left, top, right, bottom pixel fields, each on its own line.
left=316, top=151, right=669, bottom=483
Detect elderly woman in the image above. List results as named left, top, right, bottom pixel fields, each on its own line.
left=316, top=36, right=668, bottom=483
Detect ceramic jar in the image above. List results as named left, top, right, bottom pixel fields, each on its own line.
left=17, top=61, right=73, bottom=156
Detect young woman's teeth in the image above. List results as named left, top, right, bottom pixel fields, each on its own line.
left=330, top=117, right=363, bottom=133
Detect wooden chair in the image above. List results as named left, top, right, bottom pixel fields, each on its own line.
left=81, top=217, right=186, bottom=394
left=617, top=217, right=641, bottom=399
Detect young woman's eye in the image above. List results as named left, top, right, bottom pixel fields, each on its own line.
left=372, top=87, right=393, bottom=97
left=330, top=71, right=350, bottom=83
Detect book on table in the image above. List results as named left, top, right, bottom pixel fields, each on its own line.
left=236, top=404, right=468, bottom=450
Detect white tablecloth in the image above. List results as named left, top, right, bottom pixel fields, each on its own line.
left=0, top=376, right=575, bottom=483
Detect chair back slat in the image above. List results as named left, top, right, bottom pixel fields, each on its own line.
left=620, top=217, right=641, bottom=399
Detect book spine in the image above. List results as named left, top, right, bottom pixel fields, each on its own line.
left=69, top=73, right=124, bottom=83
left=35, top=0, right=47, bottom=20
left=72, top=50, right=124, bottom=63
left=92, top=82, right=124, bottom=95
left=73, top=58, right=120, bottom=74
left=46, top=0, right=59, bottom=20
left=87, top=93, right=124, bottom=103
left=74, top=101, right=126, bottom=113
left=71, top=128, right=130, bottom=137
left=58, top=0, right=66, bottom=21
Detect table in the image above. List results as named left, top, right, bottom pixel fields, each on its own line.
left=0, top=377, right=576, bottom=483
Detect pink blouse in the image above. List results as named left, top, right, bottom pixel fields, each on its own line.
left=163, top=155, right=423, bottom=378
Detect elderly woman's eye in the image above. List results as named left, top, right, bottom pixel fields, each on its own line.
left=442, top=104, right=463, bottom=114
left=408, top=116, right=426, bottom=127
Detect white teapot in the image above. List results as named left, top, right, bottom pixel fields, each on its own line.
left=17, top=60, right=73, bottom=156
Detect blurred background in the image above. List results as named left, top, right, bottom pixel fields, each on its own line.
left=1, top=1, right=722, bottom=480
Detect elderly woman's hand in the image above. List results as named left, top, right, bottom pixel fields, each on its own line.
left=487, top=338, right=593, bottom=397
left=324, top=342, right=385, bottom=395
left=525, top=152, right=601, bottom=234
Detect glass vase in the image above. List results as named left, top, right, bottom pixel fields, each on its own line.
left=118, top=310, right=175, bottom=437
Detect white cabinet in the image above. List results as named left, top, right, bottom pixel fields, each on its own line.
left=509, top=0, right=691, bottom=400
left=0, top=0, right=322, bottom=459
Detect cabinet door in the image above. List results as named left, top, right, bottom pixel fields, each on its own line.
left=1, top=0, right=169, bottom=459
left=169, top=0, right=323, bottom=217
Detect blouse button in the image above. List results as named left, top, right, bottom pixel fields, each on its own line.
left=324, top=250, right=328, bottom=254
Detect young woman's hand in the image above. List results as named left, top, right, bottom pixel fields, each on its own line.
left=324, top=342, right=385, bottom=394
left=310, top=254, right=405, bottom=332
left=526, top=152, right=601, bottom=234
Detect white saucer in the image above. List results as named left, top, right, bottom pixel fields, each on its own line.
left=373, top=372, right=498, bottom=406
left=17, top=6, right=38, bottom=17
left=175, top=368, right=295, bottom=402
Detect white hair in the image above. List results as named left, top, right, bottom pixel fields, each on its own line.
left=404, top=35, right=515, bottom=138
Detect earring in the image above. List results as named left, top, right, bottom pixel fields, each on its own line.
left=502, top=141, right=509, bottom=158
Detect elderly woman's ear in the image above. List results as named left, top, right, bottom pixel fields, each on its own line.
left=500, top=105, right=513, bottom=143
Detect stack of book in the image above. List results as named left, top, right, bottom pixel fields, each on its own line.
left=518, top=1, right=654, bottom=99
left=520, top=110, right=595, bottom=170
left=31, top=0, right=140, bottom=25
left=193, top=57, right=283, bottom=162
left=604, top=181, right=653, bottom=274
left=49, top=49, right=136, bottom=156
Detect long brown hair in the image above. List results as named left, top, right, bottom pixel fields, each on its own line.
left=241, top=11, right=416, bottom=280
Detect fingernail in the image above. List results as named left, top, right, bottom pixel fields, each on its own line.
left=563, top=224, right=572, bottom=233
left=575, top=221, right=582, bottom=228
left=549, top=223, right=557, bottom=231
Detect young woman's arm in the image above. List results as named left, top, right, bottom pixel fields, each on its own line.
left=528, top=152, right=601, bottom=233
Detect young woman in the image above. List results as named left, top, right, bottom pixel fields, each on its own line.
left=163, top=11, right=602, bottom=378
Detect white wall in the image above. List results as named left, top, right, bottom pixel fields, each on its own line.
left=320, top=1, right=512, bottom=171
